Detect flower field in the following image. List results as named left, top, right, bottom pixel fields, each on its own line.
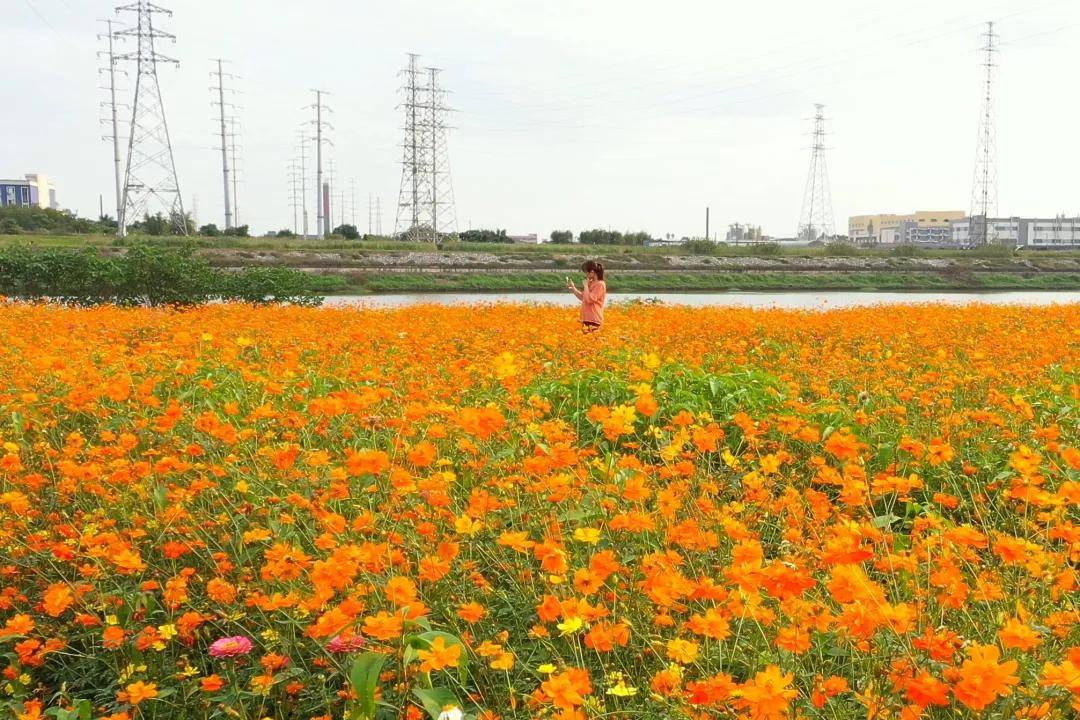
left=0, top=301, right=1078, bottom=720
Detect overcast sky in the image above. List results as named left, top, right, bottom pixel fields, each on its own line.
left=3, top=0, right=1078, bottom=238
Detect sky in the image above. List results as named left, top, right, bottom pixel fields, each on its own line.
left=2, top=0, right=1079, bottom=239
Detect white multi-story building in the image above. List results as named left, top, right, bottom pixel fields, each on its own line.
left=951, top=216, right=1080, bottom=248
left=0, top=173, right=57, bottom=209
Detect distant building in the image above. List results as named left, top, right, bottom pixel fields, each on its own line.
left=508, top=233, right=540, bottom=244
left=0, top=174, right=57, bottom=209
left=849, top=210, right=963, bottom=244
left=951, top=216, right=1080, bottom=248
left=725, top=223, right=764, bottom=243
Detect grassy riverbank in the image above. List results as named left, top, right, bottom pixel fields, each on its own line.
left=340, top=270, right=1080, bottom=293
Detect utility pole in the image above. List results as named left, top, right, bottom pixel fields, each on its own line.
left=97, top=19, right=126, bottom=232
left=796, top=103, right=835, bottom=242
left=368, top=193, right=373, bottom=235
left=376, top=197, right=382, bottom=235
left=970, top=21, right=998, bottom=246
left=309, top=90, right=333, bottom=238
left=211, top=58, right=233, bottom=229
left=115, top=0, right=186, bottom=236
left=705, top=207, right=710, bottom=242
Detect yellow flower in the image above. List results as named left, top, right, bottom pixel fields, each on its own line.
left=454, top=515, right=482, bottom=536
left=537, top=664, right=557, bottom=674
left=235, top=480, right=249, bottom=493
left=573, top=527, right=601, bottom=545
left=157, top=624, right=177, bottom=640
left=557, top=616, right=584, bottom=636
left=607, top=681, right=639, bottom=697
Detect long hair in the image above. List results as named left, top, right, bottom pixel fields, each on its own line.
left=581, top=259, right=605, bottom=280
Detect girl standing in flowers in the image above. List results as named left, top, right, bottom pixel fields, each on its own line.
left=566, top=260, right=607, bottom=333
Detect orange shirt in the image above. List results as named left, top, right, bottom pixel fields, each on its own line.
left=580, top=280, right=607, bottom=325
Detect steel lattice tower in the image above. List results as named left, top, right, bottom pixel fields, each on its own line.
left=796, top=104, right=834, bottom=242
left=427, top=67, right=457, bottom=243
left=114, top=1, right=186, bottom=236
left=395, top=54, right=429, bottom=240
left=969, top=21, right=998, bottom=245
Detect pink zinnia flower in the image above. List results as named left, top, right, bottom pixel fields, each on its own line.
left=327, top=633, right=367, bottom=653
left=209, top=635, right=253, bottom=658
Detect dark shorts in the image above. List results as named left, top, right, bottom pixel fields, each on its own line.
left=582, top=321, right=601, bottom=332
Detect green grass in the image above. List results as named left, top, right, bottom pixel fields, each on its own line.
left=338, top=271, right=1080, bottom=294
left=6, top=234, right=1079, bottom=259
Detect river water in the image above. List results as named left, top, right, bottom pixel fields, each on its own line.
left=323, top=291, right=1080, bottom=310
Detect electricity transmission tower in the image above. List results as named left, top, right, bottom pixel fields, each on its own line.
left=969, top=21, right=998, bottom=245
left=376, top=197, right=382, bottom=235
left=308, top=90, right=333, bottom=238
left=796, top=103, right=834, bottom=242
left=97, top=19, right=127, bottom=230
left=394, top=54, right=457, bottom=244
left=349, top=179, right=357, bottom=227
left=287, top=158, right=301, bottom=236
left=210, top=58, right=236, bottom=229
left=427, top=66, right=458, bottom=244
left=228, top=116, right=242, bottom=226
left=114, top=0, right=186, bottom=236
left=296, top=129, right=310, bottom=239
left=396, top=54, right=428, bottom=241
left=326, top=157, right=337, bottom=232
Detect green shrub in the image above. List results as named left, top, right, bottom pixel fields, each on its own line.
left=890, top=244, right=926, bottom=257
left=823, top=242, right=859, bottom=257
left=968, top=242, right=1015, bottom=257
left=682, top=239, right=720, bottom=256
left=0, top=244, right=329, bottom=306
left=748, top=243, right=782, bottom=256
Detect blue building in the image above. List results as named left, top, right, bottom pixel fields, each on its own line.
left=0, top=174, right=57, bottom=209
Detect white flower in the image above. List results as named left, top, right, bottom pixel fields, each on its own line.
left=437, top=706, right=463, bottom=720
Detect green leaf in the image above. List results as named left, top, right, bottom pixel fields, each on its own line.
left=412, top=687, right=460, bottom=720
left=872, top=514, right=900, bottom=529
left=348, top=651, right=388, bottom=720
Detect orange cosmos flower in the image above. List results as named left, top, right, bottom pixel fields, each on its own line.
left=118, top=681, right=158, bottom=706
left=457, top=602, right=486, bottom=623
left=362, top=612, right=403, bottom=641
left=736, top=665, right=798, bottom=720
left=953, top=643, right=1019, bottom=711
left=416, top=636, right=461, bottom=672
left=999, top=617, right=1042, bottom=651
